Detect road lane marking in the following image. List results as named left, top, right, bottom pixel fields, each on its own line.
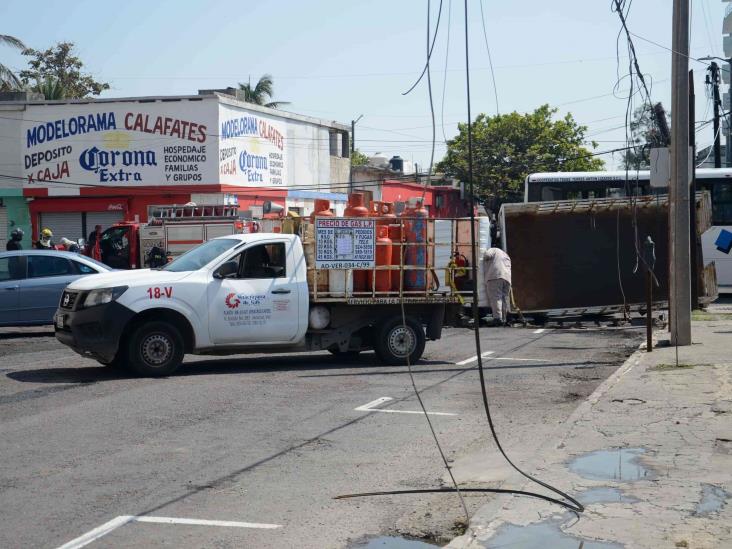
left=354, top=397, right=392, bottom=411
left=533, top=328, right=546, bottom=334
left=57, top=516, right=135, bottom=549
left=56, top=515, right=282, bottom=549
left=455, top=351, right=494, bottom=365
left=354, top=396, right=457, bottom=416
left=133, top=516, right=281, bottom=528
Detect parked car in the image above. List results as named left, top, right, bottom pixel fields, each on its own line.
left=0, top=250, right=112, bottom=327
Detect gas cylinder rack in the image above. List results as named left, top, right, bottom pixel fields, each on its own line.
left=302, top=212, right=483, bottom=305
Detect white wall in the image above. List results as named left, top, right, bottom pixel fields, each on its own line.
left=218, top=101, right=332, bottom=191
left=0, top=105, right=24, bottom=188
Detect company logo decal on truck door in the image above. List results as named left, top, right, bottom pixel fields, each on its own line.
left=223, top=294, right=271, bottom=326
left=225, top=292, right=240, bottom=309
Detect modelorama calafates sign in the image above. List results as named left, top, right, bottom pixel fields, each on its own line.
left=20, top=98, right=307, bottom=189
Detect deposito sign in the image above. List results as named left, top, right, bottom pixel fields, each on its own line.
left=20, top=98, right=296, bottom=189
left=315, top=218, right=375, bottom=269
left=22, top=102, right=216, bottom=187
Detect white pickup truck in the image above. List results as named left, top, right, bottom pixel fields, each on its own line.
left=55, top=233, right=465, bottom=376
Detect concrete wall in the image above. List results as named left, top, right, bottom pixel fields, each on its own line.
left=0, top=104, right=30, bottom=241
left=329, top=156, right=350, bottom=190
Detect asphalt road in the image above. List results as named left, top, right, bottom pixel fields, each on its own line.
left=0, top=323, right=642, bottom=548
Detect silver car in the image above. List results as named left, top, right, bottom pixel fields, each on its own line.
left=0, top=250, right=112, bottom=326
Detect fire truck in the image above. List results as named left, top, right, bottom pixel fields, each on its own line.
left=88, top=204, right=245, bottom=270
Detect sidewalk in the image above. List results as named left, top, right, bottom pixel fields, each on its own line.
left=448, top=319, right=732, bottom=549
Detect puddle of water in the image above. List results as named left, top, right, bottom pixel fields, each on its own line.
left=579, top=487, right=638, bottom=505
left=351, top=536, right=439, bottom=548
left=488, top=521, right=623, bottom=549
left=568, top=448, right=652, bottom=481
left=694, top=483, right=730, bottom=516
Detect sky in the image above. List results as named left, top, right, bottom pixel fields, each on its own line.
left=1, top=0, right=729, bottom=171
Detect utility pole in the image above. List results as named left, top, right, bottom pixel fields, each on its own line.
left=727, top=58, right=732, bottom=167
left=689, top=70, right=699, bottom=310
left=707, top=62, right=722, bottom=168
left=700, top=56, right=732, bottom=167
left=670, top=0, right=692, bottom=346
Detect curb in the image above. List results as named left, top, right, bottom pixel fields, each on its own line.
left=446, top=338, right=649, bottom=548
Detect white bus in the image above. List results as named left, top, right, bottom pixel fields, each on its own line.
left=524, top=169, right=732, bottom=293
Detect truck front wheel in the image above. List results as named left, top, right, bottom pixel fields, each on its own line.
left=127, top=321, right=184, bottom=377
left=374, top=316, right=426, bottom=365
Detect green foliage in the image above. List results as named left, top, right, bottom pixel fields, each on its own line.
left=0, top=34, right=26, bottom=90
left=34, top=76, right=65, bottom=100
left=19, top=42, right=109, bottom=99
left=437, top=105, right=604, bottom=203
left=350, top=148, right=369, bottom=167
left=622, top=104, right=668, bottom=170
left=237, top=74, right=290, bottom=108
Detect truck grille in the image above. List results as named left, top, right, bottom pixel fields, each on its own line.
left=60, top=291, right=78, bottom=310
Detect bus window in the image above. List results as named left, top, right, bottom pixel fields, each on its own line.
left=541, top=186, right=562, bottom=201
left=712, top=182, right=732, bottom=224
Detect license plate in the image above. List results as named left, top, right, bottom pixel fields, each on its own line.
left=55, top=314, right=65, bottom=329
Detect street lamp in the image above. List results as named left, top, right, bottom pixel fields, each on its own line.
left=699, top=55, right=732, bottom=167
left=349, top=114, right=364, bottom=191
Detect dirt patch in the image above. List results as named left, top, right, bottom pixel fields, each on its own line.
left=691, top=310, right=732, bottom=321
left=649, top=363, right=698, bottom=371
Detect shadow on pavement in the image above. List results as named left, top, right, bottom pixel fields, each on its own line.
left=0, top=330, right=55, bottom=340
left=7, top=366, right=130, bottom=384
left=5, top=353, right=450, bottom=383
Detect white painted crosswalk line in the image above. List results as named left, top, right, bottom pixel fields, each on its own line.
left=455, top=351, right=494, bottom=365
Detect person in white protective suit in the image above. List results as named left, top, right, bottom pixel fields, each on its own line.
left=483, top=247, right=512, bottom=326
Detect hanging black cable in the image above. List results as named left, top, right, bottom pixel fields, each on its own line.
left=461, top=0, right=584, bottom=515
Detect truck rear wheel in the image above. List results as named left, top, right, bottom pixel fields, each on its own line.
left=127, top=321, right=184, bottom=377
left=374, top=316, right=426, bottom=365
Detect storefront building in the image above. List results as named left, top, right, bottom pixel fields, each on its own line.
left=1, top=91, right=350, bottom=242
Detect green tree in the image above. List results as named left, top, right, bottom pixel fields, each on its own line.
left=622, top=103, right=669, bottom=170
left=437, top=105, right=604, bottom=204
left=350, top=148, right=368, bottom=167
left=19, top=42, right=109, bottom=98
left=237, top=74, right=289, bottom=108
left=0, top=34, right=26, bottom=90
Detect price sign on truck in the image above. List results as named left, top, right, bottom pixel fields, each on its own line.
left=315, top=218, right=376, bottom=269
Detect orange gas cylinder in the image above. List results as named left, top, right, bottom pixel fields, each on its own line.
left=369, top=200, right=396, bottom=219
left=369, top=201, right=397, bottom=226
left=345, top=193, right=370, bottom=292
left=401, top=199, right=429, bottom=291
left=388, top=224, right=403, bottom=291
left=369, top=225, right=393, bottom=293
left=310, top=199, right=333, bottom=222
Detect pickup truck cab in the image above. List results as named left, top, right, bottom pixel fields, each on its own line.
left=55, top=233, right=457, bottom=376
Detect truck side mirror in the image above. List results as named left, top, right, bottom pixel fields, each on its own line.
left=213, top=260, right=239, bottom=279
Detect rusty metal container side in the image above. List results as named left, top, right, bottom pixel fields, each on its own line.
left=499, top=193, right=713, bottom=313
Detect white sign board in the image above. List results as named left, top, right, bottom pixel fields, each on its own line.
left=218, top=103, right=288, bottom=187
left=650, top=147, right=694, bottom=188
left=21, top=97, right=334, bottom=191
left=315, top=218, right=375, bottom=269
left=22, top=101, right=217, bottom=188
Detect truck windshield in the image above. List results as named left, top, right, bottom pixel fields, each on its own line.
left=162, top=239, right=241, bottom=272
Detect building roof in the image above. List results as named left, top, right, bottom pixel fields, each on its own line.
left=0, top=91, right=349, bottom=131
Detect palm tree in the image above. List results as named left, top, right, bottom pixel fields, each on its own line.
left=0, top=34, right=26, bottom=90
left=237, top=74, right=290, bottom=108
left=35, top=76, right=65, bottom=100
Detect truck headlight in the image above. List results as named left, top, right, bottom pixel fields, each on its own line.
left=82, top=286, right=128, bottom=309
